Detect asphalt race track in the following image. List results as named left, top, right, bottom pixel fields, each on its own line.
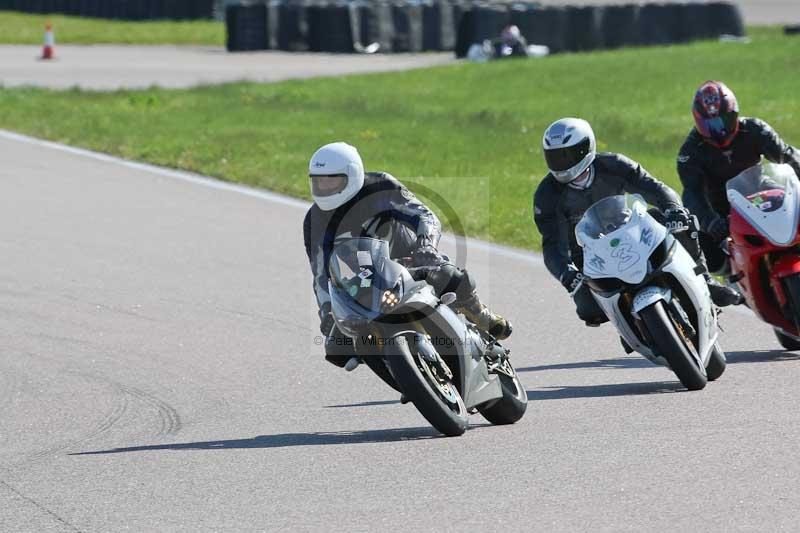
left=1, top=130, right=800, bottom=531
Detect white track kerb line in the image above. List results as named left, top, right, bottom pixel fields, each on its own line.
left=0, top=129, right=543, bottom=266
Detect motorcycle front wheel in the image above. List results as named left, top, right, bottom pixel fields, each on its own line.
left=478, top=358, right=528, bottom=425
left=774, top=328, right=800, bottom=351
left=640, top=301, right=708, bottom=391
left=779, top=274, right=800, bottom=350
left=706, top=342, right=727, bottom=381
left=384, top=334, right=468, bottom=437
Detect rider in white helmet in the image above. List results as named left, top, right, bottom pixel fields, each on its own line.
left=533, top=118, right=742, bottom=328
left=304, top=142, right=512, bottom=369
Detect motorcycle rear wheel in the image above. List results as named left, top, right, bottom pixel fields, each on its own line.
left=640, top=301, right=707, bottom=391
left=384, top=335, right=468, bottom=436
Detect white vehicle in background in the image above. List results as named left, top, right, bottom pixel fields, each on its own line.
left=575, top=194, right=726, bottom=390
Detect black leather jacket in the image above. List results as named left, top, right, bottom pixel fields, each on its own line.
left=303, top=172, right=441, bottom=309
left=533, top=152, right=682, bottom=280
left=677, top=117, right=800, bottom=231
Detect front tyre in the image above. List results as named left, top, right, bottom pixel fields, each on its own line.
left=706, top=342, right=726, bottom=381
left=478, top=358, right=527, bottom=425
left=640, top=301, right=707, bottom=391
left=384, top=335, right=468, bottom=437
left=774, top=328, right=800, bottom=351
left=778, top=274, right=800, bottom=350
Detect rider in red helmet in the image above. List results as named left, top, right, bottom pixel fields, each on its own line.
left=692, top=80, right=741, bottom=149
left=678, top=81, right=800, bottom=269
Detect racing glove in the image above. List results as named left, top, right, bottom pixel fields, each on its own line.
left=411, top=236, right=445, bottom=267
left=707, top=217, right=730, bottom=243
left=664, top=206, right=692, bottom=233
left=560, top=265, right=584, bottom=297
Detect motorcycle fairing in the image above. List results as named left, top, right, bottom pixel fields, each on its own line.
left=577, top=195, right=667, bottom=285
left=727, top=163, right=800, bottom=246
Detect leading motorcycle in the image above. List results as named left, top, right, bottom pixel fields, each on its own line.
left=327, top=237, right=527, bottom=436
left=576, top=194, right=726, bottom=390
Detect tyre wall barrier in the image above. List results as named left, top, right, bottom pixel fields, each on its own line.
left=221, top=1, right=746, bottom=55
left=226, top=3, right=268, bottom=51
left=306, top=4, right=354, bottom=52
left=0, top=0, right=215, bottom=19
left=563, top=4, right=604, bottom=51
left=600, top=4, right=640, bottom=49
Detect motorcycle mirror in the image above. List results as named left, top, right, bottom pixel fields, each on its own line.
left=440, top=292, right=457, bottom=306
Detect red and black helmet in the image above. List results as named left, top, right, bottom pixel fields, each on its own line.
left=692, top=81, right=740, bottom=148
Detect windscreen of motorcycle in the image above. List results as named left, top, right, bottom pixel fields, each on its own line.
left=575, top=194, right=667, bottom=285
left=328, top=237, right=404, bottom=316
left=726, top=163, right=800, bottom=246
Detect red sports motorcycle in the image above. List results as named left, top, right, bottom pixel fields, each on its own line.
left=726, top=163, right=800, bottom=350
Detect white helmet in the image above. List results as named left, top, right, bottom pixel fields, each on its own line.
left=308, top=142, right=365, bottom=211
left=542, top=118, right=596, bottom=184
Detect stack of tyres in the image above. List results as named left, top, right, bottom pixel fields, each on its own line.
left=640, top=3, right=684, bottom=45
left=188, top=0, right=214, bottom=18
left=275, top=1, right=309, bottom=51
left=681, top=2, right=713, bottom=42
left=600, top=3, right=640, bottom=49
left=98, top=0, right=115, bottom=19
left=226, top=3, right=268, bottom=51
left=706, top=1, right=745, bottom=37
left=564, top=5, right=604, bottom=51
left=348, top=2, right=382, bottom=51
left=392, top=2, right=424, bottom=53
left=307, top=4, right=354, bottom=53
left=0, top=0, right=215, bottom=19
left=29, top=0, right=48, bottom=12
left=121, top=0, right=144, bottom=19
left=455, top=4, right=509, bottom=58
left=445, top=1, right=471, bottom=52
left=80, top=0, right=100, bottom=18
left=421, top=0, right=443, bottom=51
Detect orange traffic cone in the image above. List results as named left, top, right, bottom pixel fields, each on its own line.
left=41, top=23, right=55, bottom=60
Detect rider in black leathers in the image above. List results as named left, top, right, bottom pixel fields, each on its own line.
left=678, top=81, right=800, bottom=269
left=303, top=142, right=512, bottom=369
left=534, top=118, right=742, bottom=326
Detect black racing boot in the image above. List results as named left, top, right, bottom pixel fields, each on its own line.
left=673, top=219, right=744, bottom=307
left=704, top=273, right=745, bottom=307
left=459, top=293, right=513, bottom=340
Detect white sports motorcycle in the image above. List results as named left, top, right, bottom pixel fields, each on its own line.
left=575, top=194, right=726, bottom=390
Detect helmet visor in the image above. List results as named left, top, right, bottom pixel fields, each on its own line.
left=310, top=174, right=348, bottom=197
left=696, top=111, right=738, bottom=145
left=544, top=137, right=591, bottom=173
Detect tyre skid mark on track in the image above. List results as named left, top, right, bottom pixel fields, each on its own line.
left=13, top=367, right=181, bottom=467
left=22, top=378, right=130, bottom=465
left=113, top=381, right=182, bottom=438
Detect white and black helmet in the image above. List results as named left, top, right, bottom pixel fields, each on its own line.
left=308, top=142, right=365, bottom=211
left=542, top=118, right=597, bottom=184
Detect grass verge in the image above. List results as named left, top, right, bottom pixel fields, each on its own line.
left=0, top=10, right=224, bottom=45
left=0, top=27, right=798, bottom=249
